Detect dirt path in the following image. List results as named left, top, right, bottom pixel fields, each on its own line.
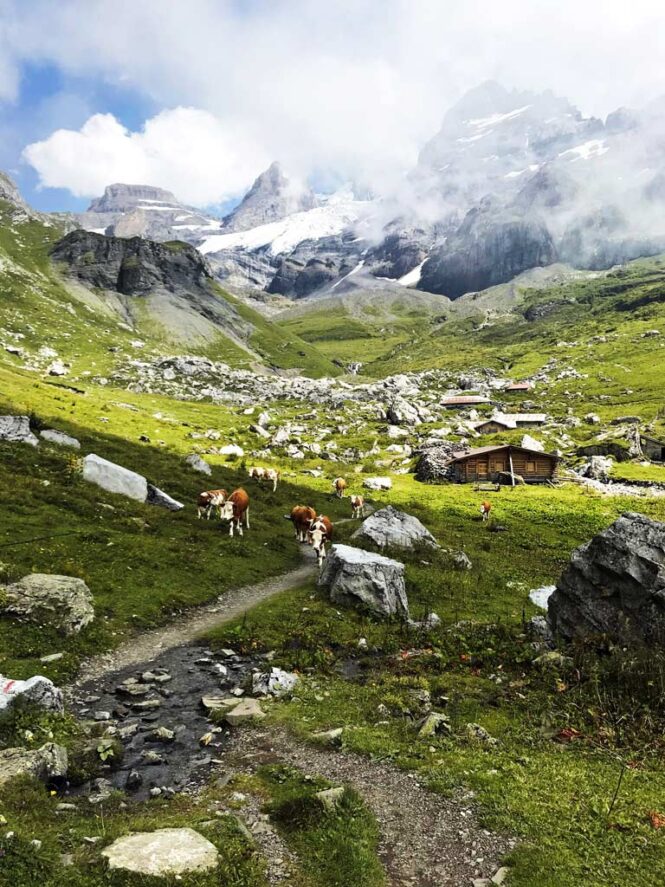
left=71, top=551, right=317, bottom=688
left=230, top=726, right=514, bottom=887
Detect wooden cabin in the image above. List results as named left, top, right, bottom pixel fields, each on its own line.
left=446, top=444, right=559, bottom=484
left=475, top=413, right=547, bottom=434
left=641, top=434, right=665, bottom=463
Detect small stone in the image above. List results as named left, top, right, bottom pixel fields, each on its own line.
left=316, top=786, right=345, bottom=811
left=225, top=699, right=265, bottom=726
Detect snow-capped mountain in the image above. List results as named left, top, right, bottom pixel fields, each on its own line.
left=73, top=83, right=665, bottom=302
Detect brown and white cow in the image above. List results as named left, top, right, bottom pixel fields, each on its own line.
left=264, top=468, right=280, bottom=492
left=308, top=515, right=333, bottom=568
left=480, top=500, right=492, bottom=522
left=219, top=488, right=250, bottom=536
left=197, top=488, right=228, bottom=520
left=350, top=495, right=365, bottom=519
left=286, top=505, right=317, bottom=542
left=248, top=466, right=265, bottom=481
left=333, top=477, right=347, bottom=498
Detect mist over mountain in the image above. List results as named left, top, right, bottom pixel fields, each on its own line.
left=67, top=82, right=665, bottom=302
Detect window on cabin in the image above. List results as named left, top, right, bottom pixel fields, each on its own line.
left=526, top=461, right=536, bottom=473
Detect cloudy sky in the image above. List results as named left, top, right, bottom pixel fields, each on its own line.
left=0, top=0, right=663, bottom=212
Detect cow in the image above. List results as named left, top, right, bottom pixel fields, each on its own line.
left=350, top=495, right=365, bottom=519
left=197, top=489, right=228, bottom=520
left=480, top=500, right=492, bottom=522
left=308, top=515, right=333, bottom=568
left=248, top=466, right=279, bottom=491
left=333, top=477, right=347, bottom=498
left=219, top=488, right=250, bottom=536
left=286, top=505, right=317, bottom=542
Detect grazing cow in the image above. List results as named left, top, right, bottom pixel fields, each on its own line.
left=264, top=468, right=280, bottom=492
left=480, top=500, right=492, bottom=522
left=219, top=488, right=250, bottom=536
left=197, top=488, right=228, bottom=520
left=248, top=466, right=265, bottom=480
left=333, top=477, right=347, bottom=498
left=350, top=495, right=365, bottom=519
left=286, top=505, right=317, bottom=542
left=308, top=515, right=333, bottom=568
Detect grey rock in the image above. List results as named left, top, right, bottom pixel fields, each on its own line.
left=316, top=786, right=345, bottom=810
left=0, top=742, right=68, bottom=787
left=184, top=454, right=211, bottom=475
left=83, top=454, right=148, bottom=501
left=548, top=512, right=665, bottom=645
left=318, top=544, right=409, bottom=619
left=101, top=828, right=219, bottom=876
left=352, top=506, right=438, bottom=550
left=0, top=673, right=63, bottom=713
left=0, top=415, right=39, bottom=447
left=1, top=573, right=95, bottom=634
left=225, top=698, right=265, bottom=725
left=362, top=476, right=393, bottom=491
left=146, top=483, right=184, bottom=511
left=40, top=429, right=81, bottom=449
left=252, top=667, right=299, bottom=698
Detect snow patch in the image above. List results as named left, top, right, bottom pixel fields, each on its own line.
left=558, top=139, right=609, bottom=161
left=466, top=105, right=531, bottom=130
left=331, top=260, right=365, bottom=290
left=398, top=259, right=427, bottom=287
left=199, top=190, right=372, bottom=256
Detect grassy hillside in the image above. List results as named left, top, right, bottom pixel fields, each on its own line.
left=0, top=203, right=339, bottom=379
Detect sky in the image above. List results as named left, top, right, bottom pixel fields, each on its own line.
left=0, top=0, right=663, bottom=213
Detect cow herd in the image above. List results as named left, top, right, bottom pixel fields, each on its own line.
left=195, top=468, right=366, bottom=567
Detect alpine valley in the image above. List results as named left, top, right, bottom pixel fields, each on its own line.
left=2, top=81, right=665, bottom=887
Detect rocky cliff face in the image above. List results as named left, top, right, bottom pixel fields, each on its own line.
left=420, top=202, right=556, bottom=298
left=51, top=230, right=212, bottom=296
left=76, top=184, right=222, bottom=243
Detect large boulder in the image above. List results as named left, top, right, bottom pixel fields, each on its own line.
left=101, top=828, right=219, bottom=876
left=415, top=441, right=459, bottom=482
left=318, top=544, right=408, bottom=618
left=547, top=513, right=665, bottom=644
left=0, top=743, right=68, bottom=787
left=0, top=415, right=38, bottom=447
left=83, top=453, right=148, bottom=501
left=40, top=428, right=80, bottom=449
left=184, top=454, right=211, bottom=475
left=1, top=573, right=95, bottom=634
left=0, top=674, right=64, bottom=713
left=352, top=505, right=438, bottom=550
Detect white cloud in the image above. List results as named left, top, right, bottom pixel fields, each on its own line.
left=5, top=0, right=665, bottom=203
left=23, top=108, right=269, bottom=205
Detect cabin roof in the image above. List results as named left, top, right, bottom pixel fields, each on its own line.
left=474, top=412, right=547, bottom=430
left=448, top=444, right=559, bottom=464
left=505, top=382, right=533, bottom=391
left=441, top=395, right=491, bottom=405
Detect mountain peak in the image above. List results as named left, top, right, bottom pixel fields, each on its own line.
left=221, top=162, right=319, bottom=233
left=87, top=183, right=180, bottom=214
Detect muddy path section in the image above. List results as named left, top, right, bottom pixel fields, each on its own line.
left=72, top=553, right=317, bottom=688
left=230, top=726, right=515, bottom=887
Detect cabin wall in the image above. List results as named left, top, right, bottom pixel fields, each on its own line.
left=452, top=450, right=557, bottom=483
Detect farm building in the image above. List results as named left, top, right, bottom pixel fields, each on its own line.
left=446, top=444, right=559, bottom=484
left=641, top=434, right=665, bottom=462
left=505, top=382, right=533, bottom=393
left=441, top=395, right=491, bottom=408
left=475, top=413, right=547, bottom=434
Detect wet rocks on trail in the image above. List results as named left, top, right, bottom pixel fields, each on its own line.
left=548, top=512, right=665, bottom=645
left=68, top=643, right=275, bottom=802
